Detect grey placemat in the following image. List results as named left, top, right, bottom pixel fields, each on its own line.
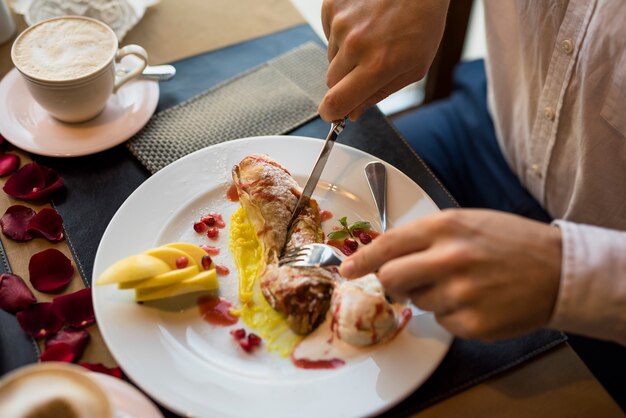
left=127, top=42, right=328, bottom=173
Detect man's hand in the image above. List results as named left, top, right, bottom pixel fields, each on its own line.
left=339, top=209, right=563, bottom=341
left=319, top=0, right=450, bottom=121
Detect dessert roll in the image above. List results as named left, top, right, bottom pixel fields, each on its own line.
left=261, top=263, right=336, bottom=335
left=232, top=154, right=337, bottom=335
left=232, top=154, right=299, bottom=261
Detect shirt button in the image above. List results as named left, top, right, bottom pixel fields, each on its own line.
left=544, top=106, right=555, bottom=121
left=561, top=39, right=574, bottom=55
left=531, top=164, right=542, bottom=178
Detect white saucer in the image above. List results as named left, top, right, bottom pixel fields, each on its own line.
left=0, top=68, right=159, bottom=157
left=88, top=372, right=164, bottom=418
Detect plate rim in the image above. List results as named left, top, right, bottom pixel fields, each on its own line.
left=92, top=135, right=453, bottom=417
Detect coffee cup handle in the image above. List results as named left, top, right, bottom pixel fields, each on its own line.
left=113, top=45, right=148, bottom=93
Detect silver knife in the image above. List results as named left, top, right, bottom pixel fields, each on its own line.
left=288, top=118, right=346, bottom=227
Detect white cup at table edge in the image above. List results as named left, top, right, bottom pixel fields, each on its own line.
left=0, top=362, right=115, bottom=418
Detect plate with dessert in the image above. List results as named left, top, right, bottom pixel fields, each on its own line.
left=92, top=135, right=453, bottom=418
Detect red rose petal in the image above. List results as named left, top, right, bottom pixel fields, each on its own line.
left=52, top=288, right=94, bottom=328
left=79, top=362, right=123, bottom=379
left=46, top=328, right=90, bottom=360
left=0, top=153, right=20, bottom=177
left=0, top=205, right=35, bottom=241
left=29, top=248, right=74, bottom=293
left=27, top=208, right=64, bottom=242
left=3, top=162, right=63, bottom=200
left=39, top=342, right=76, bottom=363
left=16, top=302, right=63, bottom=338
left=0, top=273, right=36, bottom=313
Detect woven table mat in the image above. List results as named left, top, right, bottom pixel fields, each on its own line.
left=128, top=42, right=328, bottom=174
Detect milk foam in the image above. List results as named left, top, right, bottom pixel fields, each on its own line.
left=0, top=369, right=111, bottom=418
left=13, top=18, right=116, bottom=81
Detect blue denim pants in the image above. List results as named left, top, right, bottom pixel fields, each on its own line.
left=393, top=60, right=551, bottom=223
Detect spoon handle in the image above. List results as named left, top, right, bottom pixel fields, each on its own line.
left=365, top=161, right=387, bottom=232
left=140, top=64, right=176, bottom=81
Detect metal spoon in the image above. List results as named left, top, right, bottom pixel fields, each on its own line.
left=117, top=64, right=176, bottom=81
left=365, top=161, right=388, bottom=232
left=365, top=161, right=401, bottom=304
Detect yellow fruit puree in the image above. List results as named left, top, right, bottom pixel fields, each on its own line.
left=229, top=207, right=302, bottom=357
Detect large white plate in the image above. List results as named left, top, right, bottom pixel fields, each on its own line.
left=93, top=136, right=452, bottom=418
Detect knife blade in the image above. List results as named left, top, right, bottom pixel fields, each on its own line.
left=288, top=119, right=346, bottom=228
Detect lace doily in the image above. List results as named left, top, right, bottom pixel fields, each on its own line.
left=9, top=0, right=158, bottom=40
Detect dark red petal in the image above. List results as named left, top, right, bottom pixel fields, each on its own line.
left=41, top=165, right=64, bottom=192
left=3, top=162, right=63, bottom=200
left=0, top=205, right=35, bottom=241
left=27, top=208, right=64, bottom=242
left=16, top=302, right=63, bottom=338
left=29, top=249, right=74, bottom=293
left=52, top=288, right=94, bottom=328
left=0, top=153, right=20, bottom=177
left=46, top=328, right=90, bottom=360
left=79, top=362, right=123, bottom=379
left=0, top=273, right=36, bottom=313
left=39, top=342, right=76, bottom=363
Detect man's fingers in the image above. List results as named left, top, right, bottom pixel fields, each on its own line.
left=346, top=71, right=420, bottom=120
left=327, top=37, right=339, bottom=63
left=376, top=248, right=460, bottom=294
left=339, top=222, right=433, bottom=278
left=326, top=47, right=354, bottom=88
left=321, top=0, right=333, bottom=41
left=318, top=64, right=395, bottom=121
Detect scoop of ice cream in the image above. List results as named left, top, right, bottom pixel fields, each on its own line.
left=330, top=274, right=397, bottom=346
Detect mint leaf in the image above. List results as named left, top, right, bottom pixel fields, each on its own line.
left=339, top=216, right=348, bottom=228
left=327, top=230, right=350, bottom=240
left=348, top=221, right=371, bottom=233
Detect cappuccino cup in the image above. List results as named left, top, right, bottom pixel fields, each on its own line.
left=11, top=16, right=148, bottom=123
left=0, top=362, right=114, bottom=418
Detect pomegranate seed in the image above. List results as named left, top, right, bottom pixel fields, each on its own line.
left=201, top=255, right=212, bottom=270
left=359, top=232, right=372, bottom=244
left=175, top=256, right=188, bottom=269
left=319, top=209, right=333, bottom=222
left=200, top=245, right=220, bottom=256
left=193, top=221, right=207, bottom=233
left=341, top=246, right=354, bottom=256
left=352, top=228, right=363, bottom=236
left=207, top=227, right=219, bottom=239
left=344, top=238, right=359, bottom=252
left=248, top=333, right=261, bottom=347
left=239, top=338, right=252, bottom=353
left=230, top=328, right=246, bottom=340
left=201, top=215, right=216, bottom=226
left=215, top=264, right=230, bottom=276
left=210, top=212, right=226, bottom=229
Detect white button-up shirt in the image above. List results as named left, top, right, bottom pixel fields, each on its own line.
left=484, top=0, right=626, bottom=345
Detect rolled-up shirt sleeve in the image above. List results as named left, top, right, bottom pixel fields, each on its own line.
left=549, top=220, right=626, bottom=346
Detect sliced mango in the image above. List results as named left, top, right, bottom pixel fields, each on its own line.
left=96, top=254, right=170, bottom=285
left=144, top=247, right=197, bottom=269
left=118, top=265, right=199, bottom=290
left=163, top=243, right=210, bottom=268
left=134, top=269, right=218, bottom=302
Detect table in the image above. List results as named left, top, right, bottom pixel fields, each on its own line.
left=0, top=2, right=623, bottom=417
